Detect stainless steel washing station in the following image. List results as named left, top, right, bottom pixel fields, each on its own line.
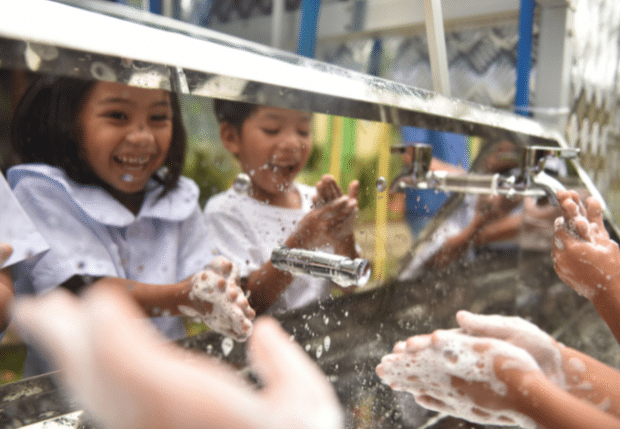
left=2, top=1, right=620, bottom=428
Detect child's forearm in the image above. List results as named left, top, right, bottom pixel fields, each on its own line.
left=514, top=371, right=620, bottom=429
left=245, top=262, right=294, bottom=315
left=592, top=281, right=620, bottom=345
left=428, top=215, right=486, bottom=268
left=561, top=346, right=620, bottom=417
left=0, top=267, right=14, bottom=332
left=91, top=277, right=193, bottom=317
left=474, top=214, right=523, bottom=246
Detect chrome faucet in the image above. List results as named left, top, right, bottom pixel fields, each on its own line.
left=271, top=245, right=371, bottom=287
left=390, top=143, right=579, bottom=200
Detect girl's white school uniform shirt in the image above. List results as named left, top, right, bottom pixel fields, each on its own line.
left=0, top=173, right=49, bottom=343
left=8, top=164, right=215, bottom=341
left=204, top=183, right=331, bottom=314
left=0, top=173, right=49, bottom=269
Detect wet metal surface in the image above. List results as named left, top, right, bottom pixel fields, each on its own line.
left=0, top=2, right=619, bottom=428
left=3, top=248, right=617, bottom=428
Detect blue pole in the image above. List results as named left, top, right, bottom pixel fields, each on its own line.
left=149, top=0, right=162, bottom=15
left=297, top=0, right=321, bottom=58
left=515, top=0, right=535, bottom=116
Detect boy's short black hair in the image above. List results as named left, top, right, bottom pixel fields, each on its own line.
left=11, top=75, right=187, bottom=198
left=213, top=98, right=259, bottom=130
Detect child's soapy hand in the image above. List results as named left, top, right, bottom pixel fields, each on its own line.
left=0, top=243, right=13, bottom=266
left=456, top=310, right=566, bottom=388
left=553, top=190, right=620, bottom=301
left=12, top=287, right=344, bottom=429
left=247, top=318, right=345, bottom=429
left=293, top=176, right=359, bottom=249
left=313, top=175, right=344, bottom=208
left=180, top=256, right=255, bottom=342
left=376, top=326, right=539, bottom=429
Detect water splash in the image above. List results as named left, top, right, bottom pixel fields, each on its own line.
left=233, top=173, right=251, bottom=194
left=376, top=176, right=387, bottom=192
left=221, top=337, right=234, bottom=356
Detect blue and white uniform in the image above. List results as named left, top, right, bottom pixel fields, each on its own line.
left=0, top=173, right=49, bottom=343
left=8, top=164, right=214, bottom=376
left=0, top=173, right=49, bottom=270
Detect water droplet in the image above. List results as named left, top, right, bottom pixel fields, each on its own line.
left=157, top=166, right=169, bottom=179
left=233, top=173, right=251, bottom=194
left=315, top=344, right=323, bottom=358
left=376, top=176, right=387, bottom=192
left=221, top=337, right=234, bottom=356
left=324, top=336, right=331, bottom=351
left=121, top=174, right=134, bottom=183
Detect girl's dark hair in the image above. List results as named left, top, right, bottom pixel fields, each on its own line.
left=213, top=98, right=259, bottom=131
left=11, top=75, right=187, bottom=198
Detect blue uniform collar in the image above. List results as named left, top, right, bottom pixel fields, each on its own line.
left=8, top=164, right=199, bottom=227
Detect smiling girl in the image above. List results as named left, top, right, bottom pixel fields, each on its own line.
left=8, top=75, right=254, bottom=377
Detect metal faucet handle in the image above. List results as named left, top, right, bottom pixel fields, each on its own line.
left=526, top=145, right=579, bottom=158
left=522, top=145, right=580, bottom=171
left=391, top=143, right=433, bottom=179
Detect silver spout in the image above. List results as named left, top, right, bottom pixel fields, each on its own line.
left=519, top=145, right=580, bottom=200
left=271, top=245, right=371, bottom=287
left=530, top=170, right=567, bottom=201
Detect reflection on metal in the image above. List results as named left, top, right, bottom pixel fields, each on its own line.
left=0, top=0, right=562, bottom=147
left=0, top=372, right=81, bottom=428
left=391, top=143, right=580, bottom=200
left=521, top=145, right=579, bottom=202
left=2, top=2, right=620, bottom=428
left=389, top=143, right=432, bottom=194
left=271, top=245, right=371, bottom=288
left=7, top=249, right=618, bottom=429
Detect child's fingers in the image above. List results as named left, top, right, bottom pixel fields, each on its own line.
left=319, top=175, right=342, bottom=202
left=573, top=216, right=591, bottom=240
left=553, top=218, right=572, bottom=247
left=208, top=256, right=233, bottom=277
left=566, top=189, right=586, bottom=215
left=560, top=195, right=582, bottom=231
left=404, top=333, right=432, bottom=352
left=11, top=290, right=86, bottom=375
left=0, top=243, right=13, bottom=266
left=248, top=317, right=343, bottom=429
left=585, top=196, right=607, bottom=234
left=348, top=180, right=360, bottom=200
left=456, top=310, right=512, bottom=340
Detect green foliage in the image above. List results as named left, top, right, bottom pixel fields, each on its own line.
left=183, top=149, right=239, bottom=209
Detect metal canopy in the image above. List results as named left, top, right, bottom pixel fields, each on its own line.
left=0, top=0, right=562, bottom=148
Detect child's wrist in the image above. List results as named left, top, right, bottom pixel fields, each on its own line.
left=592, top=276, right=620, bottom=307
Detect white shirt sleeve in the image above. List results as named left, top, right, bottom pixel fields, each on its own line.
left=205, top=205, right=263, bottom=279
left=176, top=206, right=216, bottom=280
left=10, top=174, right=117, bottom=294
left=0, top=174, right=49, bottom=269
